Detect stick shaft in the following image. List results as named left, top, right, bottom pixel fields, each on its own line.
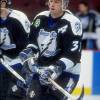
left=49, top=78, right=76, bottom=100
left=1, top=59, right=26, bottom=84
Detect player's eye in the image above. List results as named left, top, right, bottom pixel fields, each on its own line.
left=55, top=0, right=61, bottom=3
left=49, top=0, right=53, bottom=3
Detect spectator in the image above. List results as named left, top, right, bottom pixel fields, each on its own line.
left=76, top=1, right=100, bottom=50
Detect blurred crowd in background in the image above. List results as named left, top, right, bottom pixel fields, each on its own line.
left=11, top=0, right=100, bottom=50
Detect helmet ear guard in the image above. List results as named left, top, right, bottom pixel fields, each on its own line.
left=7, top=0, right=12, bottom=6
left=62, top=0, right=69, bottom=10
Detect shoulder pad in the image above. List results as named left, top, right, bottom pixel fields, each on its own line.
left=9, top=10, right=30, bottom=33
left=32, top=11, right=50, bottom=27
left=34, top=11, right=50, bottom=19
left=89, top=10, right=100, bottom=26
left=62, top=12, right=82, bottom=36
left=89, top=10, right=99, bottom=15
left=65, top=10, right=73, bottom=15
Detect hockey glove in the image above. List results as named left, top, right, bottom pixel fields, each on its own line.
left=19, top=48, right=33, bottom=62
left=19, top=44, right=38, bottom=62
left=39, top=65, right=62, bottom=85
left=10, top=65, right=35, bottom=97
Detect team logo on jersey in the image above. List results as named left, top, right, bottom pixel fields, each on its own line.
left=0, top=27, right=16, bottom=50
left=58, top=25, right=68, bottom=34
left=39, top=29, right=50, bottom=36
left=0, top=28, right=9, bottom=44
left=75, top=22, right=81, bottom=32
left=50, top=31, right=57, bottom=39
left=39, top=29, right=57, bottom=38
left=74, top=22, right=82, bottom=36
left=34, top=19, right=40, bottom=28
left=38, top=29, right=57, bottom=57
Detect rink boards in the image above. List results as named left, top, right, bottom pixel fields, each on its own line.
left=73, top=50, right=100, bottom=95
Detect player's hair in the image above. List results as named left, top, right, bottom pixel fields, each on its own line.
left=79, top=1, right=88, bottom=7
left=48, top=0, right=70, bottom=10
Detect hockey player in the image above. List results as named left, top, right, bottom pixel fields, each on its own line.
left=7, top=0, right=83, bottom=100
left=0, top=0, right=30, bottom=99
left=77, top=1, right=100, bottom=49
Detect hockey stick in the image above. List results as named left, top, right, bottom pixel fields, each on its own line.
left=48, top=78, right=75, bottom=100
left=0, top=57, right=73, bottom=99
left=21, top=56, right=83, bottom=99
left=1, top=58, right=84, bottom=100
left=35, top=67, right=83, bottom=100
left=48, top=78, right=84, bottom=100
left=0, top=56, right=83, bottom=100
left=0, top=59, right=26, bottom=84
left=35, top=65, right=84, bottom=100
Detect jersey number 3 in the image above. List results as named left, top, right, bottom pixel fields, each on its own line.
left=71, top=41, right=80, bottom=52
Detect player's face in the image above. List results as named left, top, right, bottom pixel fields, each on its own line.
left=1, top=0, right=7, bottom=8
left=79, top=4, right=88, bottom=14
left=0, top=0, right=9, bottom=18
left=48, top=0, right=64, bottom=18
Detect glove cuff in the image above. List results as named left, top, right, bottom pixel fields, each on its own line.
left=49, top=65, right=62, bottom=80
left=27, top=44, right=38, bottom=54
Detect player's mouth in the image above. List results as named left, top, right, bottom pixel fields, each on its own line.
left=51, top=8, right=56, bottom=11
